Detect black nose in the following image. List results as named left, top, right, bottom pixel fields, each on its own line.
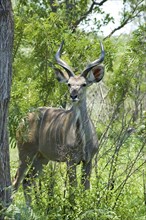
left=70, top=94, right=78, bottom=100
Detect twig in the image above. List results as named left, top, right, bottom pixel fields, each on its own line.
left=72, top=0, right=108, bottom=29
left=104, top=0, right=144, bottom=40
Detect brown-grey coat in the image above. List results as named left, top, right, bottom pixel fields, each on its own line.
left=13, top=41, right=105, bottom=204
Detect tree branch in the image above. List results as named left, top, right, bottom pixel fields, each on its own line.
left=93, top=0, right=108, bottom=5
left=72, top=0, right=108, bottom=29
left=104, top=1, right=144, bottom=40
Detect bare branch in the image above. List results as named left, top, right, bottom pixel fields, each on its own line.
left=72, top=0, right=108, bottom=30
left=104, top=1, right=144, bottom=39
left=93, top=0, right=109, bottom=6
left=112, top=140, right=146, bottom=209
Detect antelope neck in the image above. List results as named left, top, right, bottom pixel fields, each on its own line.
left=71, top=95, right=89, bottom=123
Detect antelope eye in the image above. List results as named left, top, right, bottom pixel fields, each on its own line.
left=68, top=83, right=71, bottom=87
left=82, top=83, right=87, bottom=87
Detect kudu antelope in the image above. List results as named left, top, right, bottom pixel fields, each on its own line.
left=13, top=41, right=105, bottom=203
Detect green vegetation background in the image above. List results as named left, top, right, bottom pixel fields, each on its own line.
left=7, top=1, right=146, bottom=219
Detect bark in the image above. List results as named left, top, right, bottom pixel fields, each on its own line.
left=0, top=0, right=14, bottom=214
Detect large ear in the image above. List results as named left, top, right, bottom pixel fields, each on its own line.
left=54, top=68, right=69, bottom=83
left=86, top=65, right=104, bottom=84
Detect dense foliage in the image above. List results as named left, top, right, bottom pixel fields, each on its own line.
left=6, top=0, right=146, bottom=219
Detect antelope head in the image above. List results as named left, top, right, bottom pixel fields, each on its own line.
left=55, top=41, right=105, bottom=102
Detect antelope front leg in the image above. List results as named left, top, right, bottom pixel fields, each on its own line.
left=12, top=161, right=28, bottom=192
left=67, top=161, right=77, bottom=204
left=82, top=161, right=92, bottom=190
left=67, top=161, right=77, bottom=187
left=22, top=152, right=48, bottom=206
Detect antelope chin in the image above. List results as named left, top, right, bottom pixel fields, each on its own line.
left=72, top=98, right=79, bottom=102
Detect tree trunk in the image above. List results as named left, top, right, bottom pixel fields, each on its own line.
left=0, top=0, right=14, bottom=213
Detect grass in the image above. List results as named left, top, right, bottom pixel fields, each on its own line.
left=9, top=134, right=146, bottom=220
left=10, top=147, right=18, bottom=179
